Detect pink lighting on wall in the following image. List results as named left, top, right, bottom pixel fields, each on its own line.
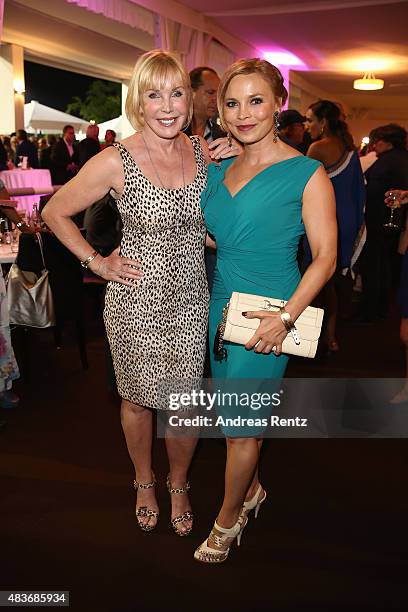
left=262, top=50, right=305, bottom=68
left=260, top=50, right=306, bottom=110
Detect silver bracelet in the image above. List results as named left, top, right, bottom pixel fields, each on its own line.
left=80, top=250, right=98, bottom=268
left=279, top=307, right=300, bottom=345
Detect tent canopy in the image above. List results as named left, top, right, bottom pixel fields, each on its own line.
left=98, top=116, right=125, bottom=138
left=24, top=100, right=88, bottom=133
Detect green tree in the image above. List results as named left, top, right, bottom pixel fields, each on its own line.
left=66, top=80, right=120, bottom=123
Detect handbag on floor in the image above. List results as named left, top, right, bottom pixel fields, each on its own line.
left=215, top=292, right=324, bottom=360
left=7, top=232, right=55, bottom=328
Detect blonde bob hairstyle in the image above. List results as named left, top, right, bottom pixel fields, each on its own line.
left=217, top=58, right=288, bottom=132
left=125, top=50, right=193, bottom=131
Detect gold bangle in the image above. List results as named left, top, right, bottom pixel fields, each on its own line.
left=80, top=250, right=98, bottom=268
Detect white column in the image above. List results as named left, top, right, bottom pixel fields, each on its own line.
left=0, top=43, right=25, bottom=133
left=121, top=82, right=135, bottom=138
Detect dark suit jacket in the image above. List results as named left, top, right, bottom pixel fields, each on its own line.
left=78, top=138, right=101, bottom=168
left=50, top=139, right=79, bottom=184
left=184, top=119, right=226, bottom=142
left=365, top=148, right=408, bottom=232
left=14, top=140, right=39, bottom=168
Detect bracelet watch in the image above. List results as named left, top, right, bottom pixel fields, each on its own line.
left=279, top=307, right=301, bottom=345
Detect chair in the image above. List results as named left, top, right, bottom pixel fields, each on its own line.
left=13, top=232, right=88, bottom=378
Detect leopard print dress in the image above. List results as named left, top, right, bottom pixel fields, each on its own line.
left=104, top=136, right=209, bottom=409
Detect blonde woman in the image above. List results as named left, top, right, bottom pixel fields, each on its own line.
left=195, top=59, right=337, bottom=563
left=42, top=51, right=238, bottom=536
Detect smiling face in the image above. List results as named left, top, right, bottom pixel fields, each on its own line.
left=305, top=109, right=325, bottom=140
left=222, top=73, right=280, bottom=144
left=141, top=80, right=189, bottom=140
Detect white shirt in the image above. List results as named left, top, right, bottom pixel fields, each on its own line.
left=64, top=138, right=74, bottom=158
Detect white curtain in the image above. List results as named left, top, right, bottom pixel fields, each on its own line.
left=65, top=0, right=154, bottom=35
left=154, top=16, right=212, bottom=71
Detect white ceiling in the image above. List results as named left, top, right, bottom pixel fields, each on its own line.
left=182, top=0, right=408, bottom=119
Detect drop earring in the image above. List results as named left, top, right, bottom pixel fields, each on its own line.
left=273, top=110, right=280, bottom=143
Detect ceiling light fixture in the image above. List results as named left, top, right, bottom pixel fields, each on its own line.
left=353, top=72, right=384, bottom=91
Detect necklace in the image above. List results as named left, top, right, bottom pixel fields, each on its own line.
left=141, top=132, right=185, bottom=193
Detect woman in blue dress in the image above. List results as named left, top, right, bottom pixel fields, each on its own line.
left=194, top=59, right=338, bottom=563
left=305, top=100, right=365, bottom=351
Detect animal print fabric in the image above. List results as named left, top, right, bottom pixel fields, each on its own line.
left=104, top=136, right=209, bottom=409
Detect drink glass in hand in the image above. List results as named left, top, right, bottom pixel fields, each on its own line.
left=384, top=192, right=400, bottom=229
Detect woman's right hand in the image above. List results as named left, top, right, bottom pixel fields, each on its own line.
left=90, top=247, right=143, bottom=286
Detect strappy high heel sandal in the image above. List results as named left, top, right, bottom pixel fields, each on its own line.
left=166, top=475, right=194, bottom=537
left=241, top=484, right=267, bottom=521
left=194, top=516, right=248, bottom=564
left=134, top=476, right=159, bottom=532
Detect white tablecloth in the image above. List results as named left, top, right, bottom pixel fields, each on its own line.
left=0, top=244, right=17, bottom=265
left=0, top=169, right=53, bottom=215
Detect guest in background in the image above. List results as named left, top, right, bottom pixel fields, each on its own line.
left=0, top=139, right=7, bottom=170
left=185, top=67, right=225, bottom=142
left=361, top=124, right=408, bottom=322
left=359, top=131, right=378, bottom=174
left=384, top=189, right=408, bottom=403
left=390, top=208, right=408, bottom=403
left=50, top=125, right=78, bottom=184
left=305, top=99, right=365, bottom=351
left=1, top=137, right=15, bottom=167
left=39, top=134, right=57, bottom=170
left=14, top=129, right=39, bottom=169
left=102, top=129, right=116, bottom=149
left=78, top=124, right=101, bottom=168
left=278, top=109, right=310, bottom=154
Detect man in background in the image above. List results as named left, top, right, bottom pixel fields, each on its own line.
left=78, top=124, right=101, bottom=168
left=278, top=110, right=310, bottom=154
left=185, top=67, right=225, bottom=142
left=14, top=129, right=39, bottom=169
left=50, top=125, right=78, bottom=184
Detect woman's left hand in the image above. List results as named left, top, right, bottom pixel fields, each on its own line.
left=243, top=311, right=288, bottom=355
left=208, top=136, right=242, bottom=160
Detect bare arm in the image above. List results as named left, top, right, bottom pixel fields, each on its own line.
left=42, top=147, right=142, bottom=284
left=245, top=166, right=337, bottom=354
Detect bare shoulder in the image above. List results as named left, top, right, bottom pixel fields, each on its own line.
left=307, top=140, right=325, bottom=159
left=304, top=164, right=333, bottom=197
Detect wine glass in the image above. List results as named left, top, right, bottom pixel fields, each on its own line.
left=384, top=192, right=400, bottom=229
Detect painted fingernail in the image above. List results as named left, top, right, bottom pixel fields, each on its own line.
left=242, top=312, right=247, bottom=317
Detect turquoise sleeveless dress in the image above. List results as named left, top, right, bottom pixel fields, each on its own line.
left=200, top=156, right=320, bottom=435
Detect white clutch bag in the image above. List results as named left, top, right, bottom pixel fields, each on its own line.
left=215, top=292, right=324, bottom=359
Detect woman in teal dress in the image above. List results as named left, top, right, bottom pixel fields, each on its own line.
left=194, top=59, right=338, bottom=563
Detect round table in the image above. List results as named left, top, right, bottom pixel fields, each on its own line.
left=0, top=169, right=53, bottom=216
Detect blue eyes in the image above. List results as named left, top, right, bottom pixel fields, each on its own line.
left=225, top=97, right=264, bottom=108
left=147, top=90, right=183, bottom=99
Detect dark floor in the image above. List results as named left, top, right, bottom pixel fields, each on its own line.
left=1, top=290, right=407, bottom=612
